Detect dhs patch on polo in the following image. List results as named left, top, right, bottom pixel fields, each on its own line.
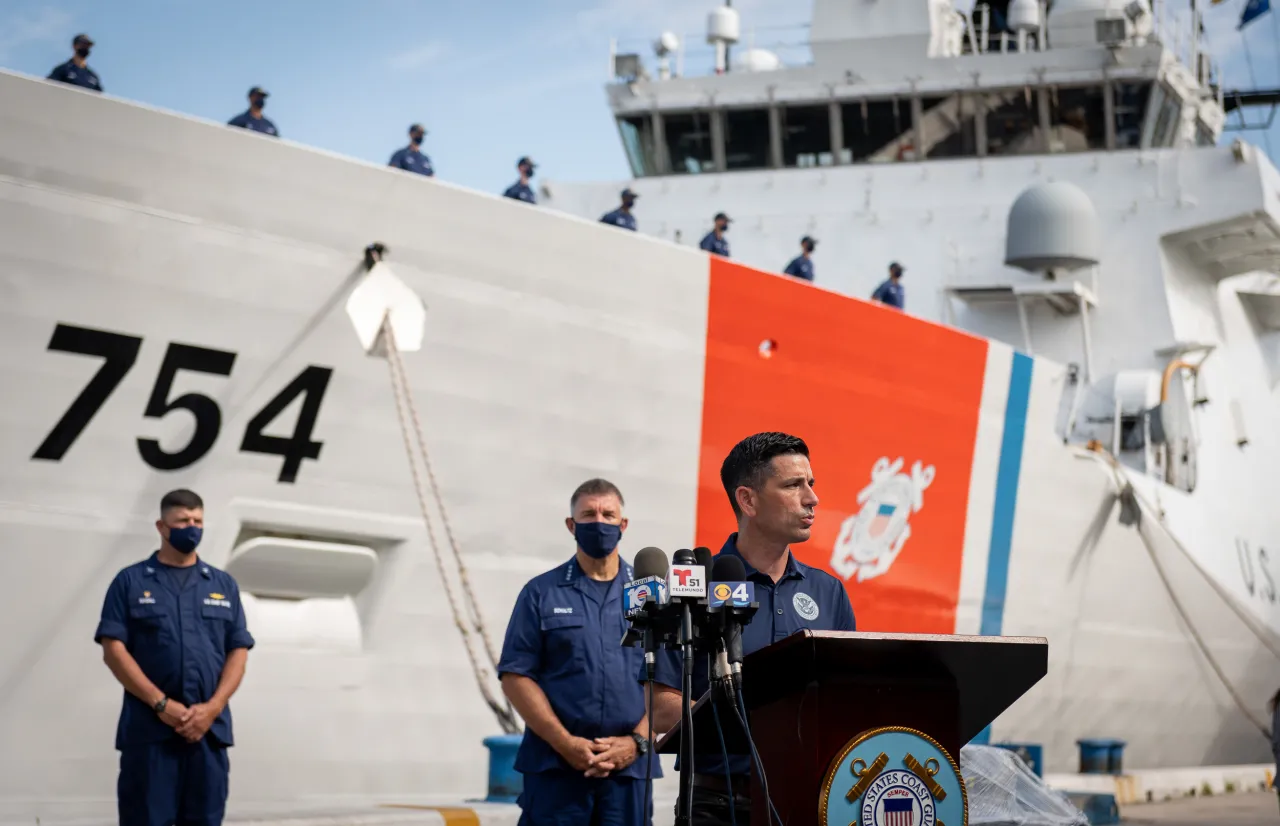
left=820, top=727, right=967, bottom=826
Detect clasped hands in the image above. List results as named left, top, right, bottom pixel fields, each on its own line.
left=558, top=734, right=639, bottom=778
left=156, top=699, right=221, bottom=743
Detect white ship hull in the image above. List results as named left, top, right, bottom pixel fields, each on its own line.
left=2, top=65, right=1280, bottom=822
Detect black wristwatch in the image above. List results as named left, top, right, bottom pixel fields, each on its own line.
left=153, top=696, right=168, bottom=714
left=630, top=733, right=650, bottom=756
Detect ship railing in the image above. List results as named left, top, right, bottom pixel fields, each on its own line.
left=608, top=23, right=812, bottom=82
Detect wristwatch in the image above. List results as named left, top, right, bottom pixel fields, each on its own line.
left=630, top=733, right=650, bottom=756
left=153, top=696, right=168, bottom=714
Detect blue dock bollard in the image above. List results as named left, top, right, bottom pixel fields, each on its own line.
left=483, top=733, right=523, bottom=803
left=1076, top=738, right=1126, bottom=775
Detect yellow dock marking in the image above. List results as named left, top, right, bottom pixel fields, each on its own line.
left=378, top=805, right=480, bottom=826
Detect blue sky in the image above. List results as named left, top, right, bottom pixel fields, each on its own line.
left=0, top=0, right=1277, bottom=196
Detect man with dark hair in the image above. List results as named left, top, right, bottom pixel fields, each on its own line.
left=498, top=478, right=660, bottom=826
left=646, top=432, right=857, bottom=826
left=47, top=33, right=102, bottom=92
left=95, top=489, right=254, bottom=826
left=871, top=261, right=906, bottom=310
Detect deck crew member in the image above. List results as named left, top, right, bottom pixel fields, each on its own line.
left=647, top=432, right=856, bottom=826
left=47, top=33, right=102, bottom=92
left=95, top=489, right=254, bottom=826
left=783, top=236, right=817, bottom=282
left=699, top=213, right=731, bottom=258
left=600, top=189, right=639, bottom=231
left=503, top=157, right=537, bottom=204
left=388, top=124, right=434, bottom=177
left=227, top=87, right=278, bottom=137
left=871, top=261, right=906, bottom=310
left=498, top=478, right=660, bottom=826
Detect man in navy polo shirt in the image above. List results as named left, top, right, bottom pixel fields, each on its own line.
left=47, top=33, right=102, bottom=92
left=388, top=124, right=434, bottom=177
left=503, top=157, right=537, bottom=204
left=647, top=432, right=856, bottom=826
left=699, top=213, right=732, bottom=258
left=600, top=189, right=639, bottom=231
left=498, top=478, right=661, bottom=826
left=227, top=87, right=278, bottom=137
left=871, top=261, right=906, bottom=310
left=95, top=488, right=254, bottom=826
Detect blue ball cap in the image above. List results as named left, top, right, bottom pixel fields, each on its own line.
left=621, top=188, right=639, bottom=199
left=518, top=156, right=536, bottom=169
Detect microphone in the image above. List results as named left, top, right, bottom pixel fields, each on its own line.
left=709, top=554, right=756, bottom=694
left=625, top=546, right=670, bottom=619
left=624, top=547, right=671, bottom=680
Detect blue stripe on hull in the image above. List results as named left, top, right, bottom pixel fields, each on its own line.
left=970, top=352, right=1033, bottom=746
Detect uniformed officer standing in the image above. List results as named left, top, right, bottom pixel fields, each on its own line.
left=783, top=236, right=817, bottom=282
left=47, top=33, right=102, bottom=92
left=871, top=261, right=906, bottom=309
left=699, top=213, right=731, bottom=258
left=388, top=124, right=434, bottom=177
left=503, top=157, right=537, bottom=204
left=227, top=87, right=278, bottom=137
left=599, top=189, right=639, bottom=231
left=648, top=432, right=856, bottom=826
left=95, top=489, right=254, bottom=826
left=498, top=478, right=661, bottom=826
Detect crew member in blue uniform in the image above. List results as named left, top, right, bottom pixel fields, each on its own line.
left=648, top=432, right=856, bottom=826
left=388, top=124, right=434, bottom=177
left=498, top=478, right=660, bottom=826
left=47, top=33, right=102, bottom=92
left=95, top=489, right=254, bottom=826
left=599, top=189, right=639, bottom=231
left=227, top=87, right=278, bottom=137
left=503, top=157, right=537, bottom=204
left=871, top=261, right=906, bottom=309
left=783, top=236, right=817, bottom=281
left=699, top=213, right=731, bottom=258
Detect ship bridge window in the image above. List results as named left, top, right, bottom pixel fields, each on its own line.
left=1113, top=82, right=1151, bottom=149
left=618, top=115, right=659, bottom=177
left=725, top=108, right=771, bottom=170
left=984, top=89, right=1040, bottom=156
left=1148, top=85, right=1182, bottom=148
left=920, top=95, right=979, bottom=159
left=781, top=105, right=834, bottom=167
left=841, top=99, right=907, bottom=163
left=664, top=111, right=717, bottom=174
left=1049, top=86, right=1107, bottom=152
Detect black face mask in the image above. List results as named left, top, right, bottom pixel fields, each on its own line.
left=75, top=46, right=91, bottom=58
left=803, top=243, right=814, bottom=254
left=252, top=97, right=266, bottom=110
left=410, top=133, right=424, bottom=145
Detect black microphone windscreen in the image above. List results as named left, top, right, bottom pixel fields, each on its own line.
left=673, top=548, right=697, bottom=565
left=633, top=547, right=669, bottom=579
left=712, top=554, right=746, bottom=581
left=693, top=546, right=714, bottom=573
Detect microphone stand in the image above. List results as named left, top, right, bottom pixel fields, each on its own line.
left=676, top=598, right=696, bottom=826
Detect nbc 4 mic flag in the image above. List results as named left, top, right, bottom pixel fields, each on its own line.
left=624, top=576, right=668, bottom=618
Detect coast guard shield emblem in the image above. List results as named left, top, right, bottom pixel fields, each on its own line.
left=831, top=457, right=936, bottom=583
left=819, top=727, right=967, bottom=826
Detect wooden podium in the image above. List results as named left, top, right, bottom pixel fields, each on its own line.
left=656, top=630, right=1049, bottom=826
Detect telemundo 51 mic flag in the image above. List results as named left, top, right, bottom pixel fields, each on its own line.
left=668, top=564, right=706, bottom=598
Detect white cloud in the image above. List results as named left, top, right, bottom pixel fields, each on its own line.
left=387, top=40, right=450, bottom=71
left=0, top=7, right=72, bottom=61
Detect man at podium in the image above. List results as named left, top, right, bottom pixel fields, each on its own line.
left=647, top=432, right=857, bottom=826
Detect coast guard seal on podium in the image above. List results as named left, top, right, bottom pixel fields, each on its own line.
left=820, top=727, right=967, bottom=826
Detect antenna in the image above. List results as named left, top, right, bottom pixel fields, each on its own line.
left=653, top=31, right=680, bottom=80
left=706, top=3, right=740, bottom=74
